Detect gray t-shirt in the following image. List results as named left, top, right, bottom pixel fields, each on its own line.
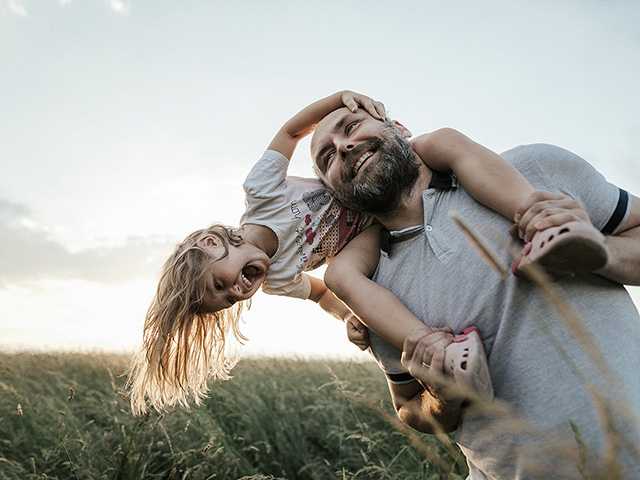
left=370, top=144, right=639, bottom=479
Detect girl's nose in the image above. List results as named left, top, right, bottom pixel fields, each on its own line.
left=229, top=283, right=243, bottom=299
left=217, top=263, right=237, bottom=288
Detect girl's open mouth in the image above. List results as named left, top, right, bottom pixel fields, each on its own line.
left=239, top=262, right=265, bottom=293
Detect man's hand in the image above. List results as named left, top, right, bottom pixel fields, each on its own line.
left=400, top=327, right=457, bottom=401
left=515, top=191, right=592, bottom=242
left=340, top=91, right=386, bottom=120
left=345, top=314, right=370, bottom=350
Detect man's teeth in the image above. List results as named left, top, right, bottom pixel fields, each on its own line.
left=241, top=273, right=252, bottom=289
left=355, top=151, right=374, bottom=173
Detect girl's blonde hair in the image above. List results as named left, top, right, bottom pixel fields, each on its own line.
left=127, top=225, right=250, bottom=415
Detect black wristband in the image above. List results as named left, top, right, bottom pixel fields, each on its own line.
left=601, top=189, right=629, bottom=235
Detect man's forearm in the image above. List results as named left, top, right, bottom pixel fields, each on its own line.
left=596, top=226, right=640, bottom=285
left=398, top=388, right=463, bottom=434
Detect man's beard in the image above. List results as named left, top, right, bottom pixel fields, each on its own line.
left=331, top=126, right=421, bottom=215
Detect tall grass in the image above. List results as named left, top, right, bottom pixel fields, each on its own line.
left=0, top=353, right=467, bottom=480
left=3, top=214, right=638, bottom=479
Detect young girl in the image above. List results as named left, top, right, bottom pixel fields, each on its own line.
left=127, top=91, right=607, bottom=414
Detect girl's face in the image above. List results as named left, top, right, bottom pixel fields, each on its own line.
left=198, top=235, right=270, bottom=312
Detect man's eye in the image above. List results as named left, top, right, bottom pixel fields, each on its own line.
left=346, top=121, right=359, bottom=135
left=326, top=151, right=336, bottom=167
left=321, top=151, right=335, bottom=171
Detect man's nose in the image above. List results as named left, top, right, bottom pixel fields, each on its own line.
left=337, top=140, right=356, bottom=156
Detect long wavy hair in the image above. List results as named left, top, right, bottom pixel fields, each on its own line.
left=127, top=225, right=250, bottom=415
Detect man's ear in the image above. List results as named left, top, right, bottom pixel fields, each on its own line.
left=391, top=120, right=412, bottom=139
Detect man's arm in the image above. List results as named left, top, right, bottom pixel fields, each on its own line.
left=517, top=191, right=640, bottom=285
left=389, top=380, right=462, bottom=434
left=595, top=194, right=640, bottom=285
left=388, top=329, right=462, bottom=434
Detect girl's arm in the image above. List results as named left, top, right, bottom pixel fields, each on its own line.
left=307, top=275, right=371, bottom=350
left=268, top=91, right=385, bottom=161
left=323, top=226, right=433, bottom=351
left=307, top=275, right=352, bottom=320
left=411, top=128, right=535, bottom=221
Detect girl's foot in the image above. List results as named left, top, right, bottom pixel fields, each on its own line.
left=444, top=327, right=494, bottom=401
left=511, top=221, right=609, bottom=276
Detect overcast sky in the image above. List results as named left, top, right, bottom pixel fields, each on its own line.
left=1, top=0, right=639, bottom=358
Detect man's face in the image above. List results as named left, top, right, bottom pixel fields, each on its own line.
left=311, top=108, right=420, bottom=214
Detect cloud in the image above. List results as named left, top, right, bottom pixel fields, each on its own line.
left=107, top=0, right=129, bottom=15
left=6, top=0, right=131, bottom=15
left=0, top=198, right=30, bottom=220
left=0, top=198, right=175, bottom=286
left=7, top=0, right=27, bottom=16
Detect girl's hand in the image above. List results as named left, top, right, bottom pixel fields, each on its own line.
left=341, top=91, right=386, bottom=120
left=515, top=191, right=591, bottom=242
left=345, top=314, right=370, bottom=350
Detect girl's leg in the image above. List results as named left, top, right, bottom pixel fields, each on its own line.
left=326, top=226, right=493, bottom=399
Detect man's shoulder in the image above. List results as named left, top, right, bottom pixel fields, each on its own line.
left=501, top=143, right=583, bottom=170
left=499, top=143, right=588, bottom=190
left=500, top=143, right=549, bottom=165
left=501, top=143, right=609, bottom=195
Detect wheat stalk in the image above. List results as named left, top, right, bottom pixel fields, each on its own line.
left=449, top=211, right=508, bottom=279
left=449, top=210, right=638, bottom=476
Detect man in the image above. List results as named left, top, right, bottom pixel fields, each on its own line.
left=310, top=108, right=640, bottom=479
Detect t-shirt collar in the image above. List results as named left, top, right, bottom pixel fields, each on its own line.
left=380, top=170, right=457, bottom=255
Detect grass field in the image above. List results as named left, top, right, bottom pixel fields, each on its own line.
left=0, top=352, right=467, bottom=480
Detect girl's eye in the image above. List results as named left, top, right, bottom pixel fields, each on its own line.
left=215, top=280, right=224, bottom=291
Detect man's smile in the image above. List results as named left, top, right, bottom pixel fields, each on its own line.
left=354, top=150, right=376, bottom=176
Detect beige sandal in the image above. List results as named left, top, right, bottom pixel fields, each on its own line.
left=444, top=327, right=494, bottom=401
left=512, top=221, right=608, bottom=276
